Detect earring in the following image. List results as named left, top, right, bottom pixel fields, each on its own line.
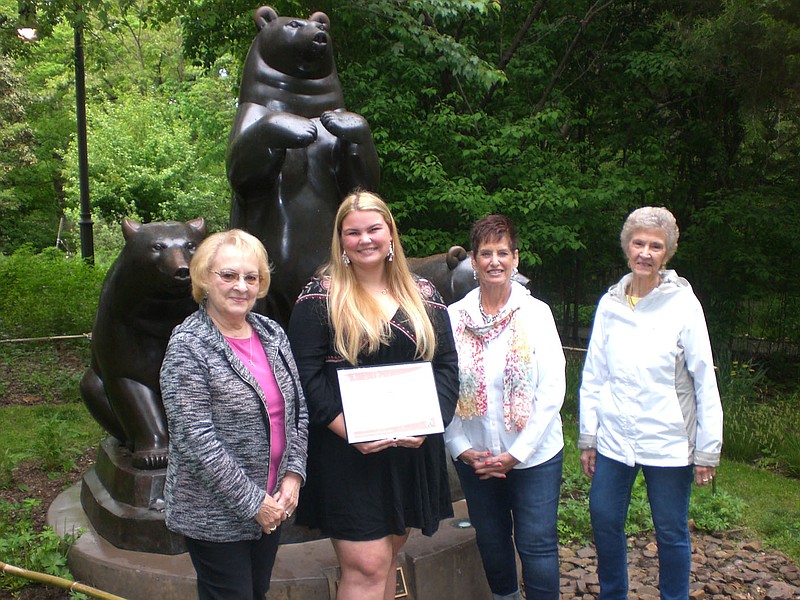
left=342, top=251, right=351, bottom=266
left=512, top=267, right=519, bottom=278
left=387, top=242, right=394, bottom=262
left=472, top=270, right=477, bottom=281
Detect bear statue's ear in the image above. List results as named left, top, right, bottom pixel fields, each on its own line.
left=122, top=217, right=142, bottom=242
left=254, top=6, right=279, bottom=30
left=446, top=246, right=468, bottom=270
left=187, top=217, right=207, bottom=237
left=308, top=11, right=330, bottom=28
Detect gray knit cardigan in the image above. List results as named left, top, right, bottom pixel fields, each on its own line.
left=160, top=306, right=308, bottom=542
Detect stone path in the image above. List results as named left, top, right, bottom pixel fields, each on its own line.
left=559, top=531, right=800, bottom=599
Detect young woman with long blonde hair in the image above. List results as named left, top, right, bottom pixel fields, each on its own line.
left=288, top=190, right=459, bottom=600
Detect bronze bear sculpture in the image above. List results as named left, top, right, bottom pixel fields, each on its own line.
left=227, top=5, right=380, bottom=326
left=80, top=218, right=206, bottom=469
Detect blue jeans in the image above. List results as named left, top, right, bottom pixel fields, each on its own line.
left=589, top=453, right=693, bottom=600
left=455, top=450, right=562, bottom=600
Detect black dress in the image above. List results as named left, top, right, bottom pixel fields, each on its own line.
left=287, top=276, right=459, bottom=541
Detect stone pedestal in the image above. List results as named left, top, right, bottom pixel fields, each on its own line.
left=49, top=486, right=490, bottom=600
left=79, top=437, right=182, bottom=554
left=80, top=438, right=320, bottom=554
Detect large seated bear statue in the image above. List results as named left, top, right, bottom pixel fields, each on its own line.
left=80, top=218, right=206, bottom=470
left=227, top=5, right=380, bottom=326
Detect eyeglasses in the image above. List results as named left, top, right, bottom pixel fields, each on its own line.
left=213, top=270, right=261, bottom=286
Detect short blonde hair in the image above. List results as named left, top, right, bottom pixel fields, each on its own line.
left=321, top=190, right=436, bottom=364
left=620, top=206, right=679, bottom=261
left=190, top=229, right=271, bottom=304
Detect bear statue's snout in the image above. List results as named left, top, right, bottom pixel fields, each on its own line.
left=307, top=31, right=329, bottom=58
left=173, top=266, right=190, bottom=281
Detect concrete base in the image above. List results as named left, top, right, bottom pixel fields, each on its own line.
left=48, top=483, right=491, bottom=600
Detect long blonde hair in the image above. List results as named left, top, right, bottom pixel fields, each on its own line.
left=321, top=190, right=436, bottom=365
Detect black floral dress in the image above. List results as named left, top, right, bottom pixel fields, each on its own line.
left=287, top=276, right=459, bottom=541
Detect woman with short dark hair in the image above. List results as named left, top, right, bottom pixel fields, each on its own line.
left=446, top=214, right=566, bottom=600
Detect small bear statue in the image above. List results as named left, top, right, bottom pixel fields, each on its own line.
left=80, top=218, right=206, bottom=470
left=227, top=5, right=380, bottom=326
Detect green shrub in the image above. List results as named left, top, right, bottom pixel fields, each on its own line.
left=778, top=419, right=800, bottom=478
left=0, top=448, right=28, bottom=490
left=558, top=446, right=593, bottom=544
left=689, top=486, right=745, bottom=532
left=716, top=352, right=800, bottom=475
left=557, top=436, right=746, bottom=544
left=0, top=498, right=81, bottom=593
left=31, top=413, right=86, bottom=473
left=0, top=247, right=107, bottom=338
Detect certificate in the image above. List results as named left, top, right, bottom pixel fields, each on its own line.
left=337, top=362, right=444, bottom=443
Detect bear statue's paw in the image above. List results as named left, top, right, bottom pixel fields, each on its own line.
left=320, top=110, right=370, bottom=144
left=131, top=448, right=169, bottom=470
left=260, top=112, right=318, bottom=148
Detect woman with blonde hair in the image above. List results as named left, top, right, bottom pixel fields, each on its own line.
left=161, top=229, right=308, bottom=600
left=288, top=190, right=459, bottom=600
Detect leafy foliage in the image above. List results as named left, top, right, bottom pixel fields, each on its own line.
left=557, top=437, right=747, bottom=545
left=0, top=0, right=798, bottom=352
left=0, top=498, right=81, bottom=593
left=0, top=247, right=106, bottom=338
left=61, top=89, right=231, bottom=228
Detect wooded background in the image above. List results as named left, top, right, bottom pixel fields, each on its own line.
left=1, top=0, right=798, bottom=353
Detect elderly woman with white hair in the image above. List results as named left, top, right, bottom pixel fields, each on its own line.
left=161, top=229, right=308, bottom=600
left=579, top=206, right=723, bottom=600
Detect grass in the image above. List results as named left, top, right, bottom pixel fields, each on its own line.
left=2, top=404, right=102, bottom=457
left=558, top=424, right=800, bottom=562
left=715, top=460, right=800, bottom=560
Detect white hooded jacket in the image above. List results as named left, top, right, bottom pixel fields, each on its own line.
left=578, top=270, right=723, bottom=467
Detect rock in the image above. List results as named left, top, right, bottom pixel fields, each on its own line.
left=766, top=581, right=800, bottom=599
left=559, top=532, right=800, bottom=600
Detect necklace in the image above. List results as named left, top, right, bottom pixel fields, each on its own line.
left=247, top=331, right=255, bottom=366
left=478, top=290, right=507, bottom=324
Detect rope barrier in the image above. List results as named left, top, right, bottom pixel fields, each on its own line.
left=0, top=333, right=92, bottom=344
left=0, top=334, right=588, bottom=353
left=563, top=346, right=587, bottom=354
left=0, top=561, right=126, bottom=600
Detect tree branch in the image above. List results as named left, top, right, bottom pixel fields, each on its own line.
left=481, top=0, right=548, bottom=108
left=533, top=0, right=615, bottom=114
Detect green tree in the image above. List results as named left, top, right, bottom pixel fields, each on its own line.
left=61, top=83, right=232, bottom=230
left=0, top=56, right=37, bottom=219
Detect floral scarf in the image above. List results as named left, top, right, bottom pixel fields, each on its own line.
left=454, top=307, right=535, bottom=432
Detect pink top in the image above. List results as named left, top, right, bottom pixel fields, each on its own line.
left=224, top=331, right=287, bottom=494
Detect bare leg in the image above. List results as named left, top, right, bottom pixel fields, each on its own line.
left=383, top=531, right=409, bottom=600
left=332, top=535, right=404, bottom=600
